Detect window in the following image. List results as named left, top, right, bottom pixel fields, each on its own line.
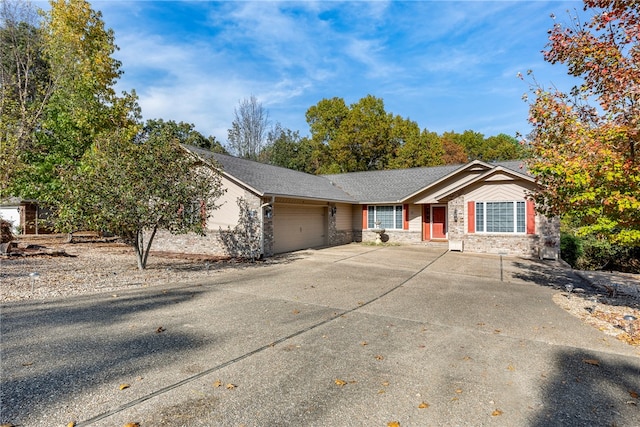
left=475, top=201, right=526, bottom=233
left=367, top=205, right=403, bottom=229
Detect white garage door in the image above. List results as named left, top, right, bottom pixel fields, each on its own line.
left=273, top=204, right=327, bottom=254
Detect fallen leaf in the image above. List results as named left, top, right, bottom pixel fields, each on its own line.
left=123, top=423, right=140, bottom=427
left=375, top=355, right=384, bottom=360
left=451, top=397, right=459, bottom=401
left=156, top=326, right=166, bottom=333
left=418, top=402, right=430, bottom=409
left=213, top=380, right=222, bottom=388
left=119, top=383, right=130, bottom=390
left=462, top=356, right=472, bottom=361
left=387, top=422, right=400, bottom=427
left=507, top=364, right=516, bottom=371
left=381, top=381, right=390, bottom=387
left=225, top=383, right=236, bottom=389
left=583, top=359, right=600, bottom=366
left=292, top=309, right=300, bottom=315
left=1, top=424, right=18, bottom=427
left=360, top=341, right=368, bottom=346
left=335, top=379, right=347, bottom=386
left=629, top=390, right=639, bottom=399
left=455, top=389, right=463, bottom=394
left=67, top=422, right=76, bottom=427
left=492, top=409, right=503, bottom=416
left=21, top=362, right=33, bottom=366
left=494, top=329, right=501, bottom=334
left=378, top=389, right=385, bottom=394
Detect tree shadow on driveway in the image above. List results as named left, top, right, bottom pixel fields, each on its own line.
left=508, top=259, right=592, bottom=290
left=1, top=288, right=212, bottom=425
left=530, top=348, right=640, bottom=426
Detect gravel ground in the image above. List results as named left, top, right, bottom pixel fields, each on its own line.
left=0, top=237, right=258, bottom=302
left=2, top=236, right=639, bottom=348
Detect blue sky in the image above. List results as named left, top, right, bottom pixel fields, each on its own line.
left=82, top=1, right=584, bottom=144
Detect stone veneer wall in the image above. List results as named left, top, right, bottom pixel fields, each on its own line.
left=446, top=195, right=561, bottom=258
left=150, top=229, right=229, bottom=256
left=361, top=229, right=421, bottom=244
left=462, top=234, right=540, bottom=257
left=327, top=203, right=354, bottom=246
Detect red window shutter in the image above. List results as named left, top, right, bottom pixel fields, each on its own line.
left=467, top=201, right=475, bottom=233
left=362, top=205, right=368, bottom=229
left=526, top=200, right=536, bottom=234
left=403, top=204, right=409, bottom=230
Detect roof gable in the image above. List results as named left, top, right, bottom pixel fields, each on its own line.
left=434, top=165, right=536, bottom=201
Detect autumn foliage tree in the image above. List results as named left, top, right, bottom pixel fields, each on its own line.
left=525, top=0, right=640, bottom=245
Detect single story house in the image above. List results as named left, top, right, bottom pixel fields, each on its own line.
left=151, top=146, right=560, bottom=259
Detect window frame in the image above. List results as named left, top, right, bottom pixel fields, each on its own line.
left=367, top=205, right=404, bottom=230
left=474, top=201, right=526, bottom=234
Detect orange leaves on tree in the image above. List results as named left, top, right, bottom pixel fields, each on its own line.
left=525, top=0, right=640, bottom=245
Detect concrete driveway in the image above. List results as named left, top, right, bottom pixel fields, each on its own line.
left=2, top=245, right=639, bottom=426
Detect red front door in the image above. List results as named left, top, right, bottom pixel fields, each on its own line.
left=432, top=206, right=447, bottom=239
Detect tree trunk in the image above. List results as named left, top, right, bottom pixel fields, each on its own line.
left=133, top=227, right=158, bottom=270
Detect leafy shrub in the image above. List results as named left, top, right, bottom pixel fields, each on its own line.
left=560, top=232, right=582, bottom=268
left=576, top=235, right=639, bottom=273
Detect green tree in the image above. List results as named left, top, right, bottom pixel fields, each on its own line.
left=260, top=123, right=308, bottom=170
left=58, top=131, right=224, bottom=269
left=330, top=95, right=397, bottom=172
left=306, top=96, right=349, bottom=146
left=525, top=0, right=640, bottom=245
left=141, top=119, right=227, bottom=154
left=0, top=0, right=52, bottom=197
left=306, top=95, right=419, bottom=173
left=11, top=0, right=139, bottom=202
left=455, top=130, right=485, bottom=161
left=483, top=133, right=527, bottom=161
left=389, top=128, right=444, bottom=169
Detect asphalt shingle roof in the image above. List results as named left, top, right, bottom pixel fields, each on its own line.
left=326, top=161, right=531, bottom=203
left=187, top=145, right=531, bottom=204
left=186, top=146, right=355, bottom=202
left=324, top=165, right=463, bottom=203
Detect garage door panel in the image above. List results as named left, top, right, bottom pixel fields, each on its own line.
left=273, top=205, right=327, bottom=253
